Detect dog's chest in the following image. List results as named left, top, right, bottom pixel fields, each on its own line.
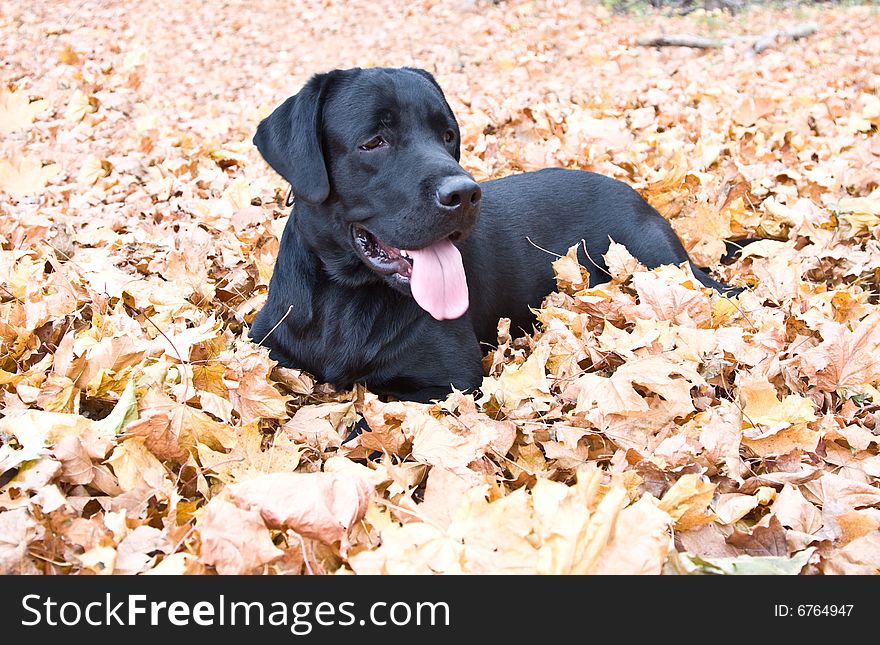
left=290, top=285, right=420, bottom=387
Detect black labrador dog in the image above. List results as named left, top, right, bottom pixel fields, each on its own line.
left=251, top=67, right=737, bottom=403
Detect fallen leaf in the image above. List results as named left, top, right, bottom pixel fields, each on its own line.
left=0, top=89, right=49, bottom=135
left=658, top=473, right=716, bottom=530
left=820, top=532, right=880, bottom=575
left=0, top=155, right=60, bottom=198
left=0, top=508, right=41, bottom=574
left=739, top=374, right=816, bottom=438
left=726, top=516, right=789, bottom=556
left=226, top=471, right=373, bottom=547
left=197, top=498, right=283, bottom=574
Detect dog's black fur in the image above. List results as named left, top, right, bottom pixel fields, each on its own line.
left=251, top=67, right=738, bottom=403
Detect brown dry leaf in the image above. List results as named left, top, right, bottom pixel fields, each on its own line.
left=632, top=267, right=713, bottom=327
left=226, top=471, right=373, bottom=547
left=805, top=472, right=880, bottom=516
left=411, top=414, right=485, bottom=476
left=532, top=471, right=625, bottom=574
left=834, top=509, right=879, bottom=545
left=727, top=516, right=789, bottom=557
left=105, top=437, right=169, bottom=493
left=552, top=243, right=590, bottom=292
left=590, top=494, right=672, bottom=574
left=769, top=484, right=823, bottom=534
left=144, top=553, right=204, bottom=575
left=743, top=425, right=822, bottom=458
left=115, top=525, right=172, bottom=574
left=353, top=470, right=669, bottom=574
left=479, top=344, right=554, bottom=411
left=798, top=311, right=880, bottom=396
left=52, top=434, right=96, bottom=485
left=354, top=402, right=412, bottom=456
left=70, top=334, right=146, bottom=391
left=820, top=532, right=880, bottom=575
left=133, top=387, right=236, bottom=460
left=714, top=493, right=761, bottom=525
left=196, top=423, right=304, bottom=485
left=418, top=466, right=477, bottom=529
left=284, top=401, right=357, bottom=452
left=197, top=498, right=283, bottom=574
left=223, top=345, right=290, bottom=424
left=836, top=188, right=880, bottom=236
left=348, top=508, right=466, bottom=574
left=0, top=508, right=41, bottom=574
left=672, top=202, right=733, bottom=267
left=573, top=372, right=649, bottom=416
left=696, top=401, right=746, bottom=481
left=446, top=486, right=540, bottom=574
left=613, top=356, right=705, bottom=418
left=573, top=355, right=703, bottom=419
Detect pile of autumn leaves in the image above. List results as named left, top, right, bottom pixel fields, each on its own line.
left=3, top=170, right=880, bottom=573
left=2, top=19, right=880, bottom=575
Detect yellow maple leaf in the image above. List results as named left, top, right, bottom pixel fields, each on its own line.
left=591, top=493, right=672, bottom=574
left=533, top=470, right=631, bottom=574
left=657, top=473, right=716, bottom=530
left=0, top=89, right=49, bottom=135
left=0, top=155, right=60, bottom=198
left=739, top=374, right=816, bottom=438
left=478, top=343, right=554, bottom=411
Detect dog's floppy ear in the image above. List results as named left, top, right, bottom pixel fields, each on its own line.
left=254, top=74, right=331, bottom=204
left=404, top=67, right=461, bottom=162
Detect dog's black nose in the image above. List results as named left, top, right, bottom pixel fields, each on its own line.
left=437, top=176, right=481, bottom=212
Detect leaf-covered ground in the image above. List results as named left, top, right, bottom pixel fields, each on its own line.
left=2, top=0, right=879, bottom=574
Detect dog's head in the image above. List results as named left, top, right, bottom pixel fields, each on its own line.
left=254, top=67, right=480, bottom=320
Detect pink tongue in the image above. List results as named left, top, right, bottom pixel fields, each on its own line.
left=407, top=238, right=469, bottom=320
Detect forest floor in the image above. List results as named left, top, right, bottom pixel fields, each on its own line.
left=1, top=0, right=879, bottom=574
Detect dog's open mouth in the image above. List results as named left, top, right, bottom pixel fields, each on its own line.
left=352, top=225, right=469, bottom=321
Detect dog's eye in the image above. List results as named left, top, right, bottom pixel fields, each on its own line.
left=359, top=136, right=386, bottom=151
left=443, top=130, right=455, bottom=144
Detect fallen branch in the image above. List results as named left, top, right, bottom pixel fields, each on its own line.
left=752, top=22, right=819, bottom=54
left=637, top=34, right=722, bottom=49
left=637, top=21, right=819, bottom=53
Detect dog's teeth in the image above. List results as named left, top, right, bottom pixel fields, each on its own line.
left=401, top=250, right=410, bottom=258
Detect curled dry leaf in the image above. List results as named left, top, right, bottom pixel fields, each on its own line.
left=226, top=471, right=373, bottom=547
left=197, top=498, right=283, bottom=575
